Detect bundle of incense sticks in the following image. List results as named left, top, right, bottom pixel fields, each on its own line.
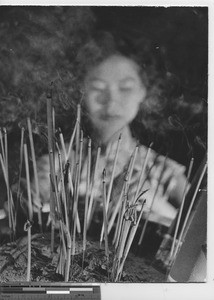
left=47, top=94, right=71, bottom=280
left=168, top=157, right=194, bottom=263
left=1, top=88, right=200, bottom=283
left=154, top=156, right=207, bottom=272
left=169, top=160, right=207, bottom=265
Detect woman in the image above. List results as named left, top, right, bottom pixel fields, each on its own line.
left=31, top=31, right=187, bottom=231
left=3, top=31, right=187, bottom=237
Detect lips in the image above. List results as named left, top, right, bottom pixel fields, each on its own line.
left=99, top=114, right=120, bottom=121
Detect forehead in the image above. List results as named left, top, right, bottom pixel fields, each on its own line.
left=85, top=54, right=141, bottom=82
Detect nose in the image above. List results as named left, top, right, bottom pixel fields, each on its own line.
left=98, top=87, right=119, bottom=112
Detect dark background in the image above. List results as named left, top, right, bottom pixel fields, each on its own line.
left=0, top=6, right=208, bottom=205
left=92, top=6, right=208, bottom=99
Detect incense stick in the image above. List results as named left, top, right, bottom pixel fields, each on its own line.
left=87, top=146, right=101, bottom=228
left=3, top=128, right=8, bottom=177
left=102, top=169, right=109, bottom=258
left=100, top=134, right=122, bottom=244
left=169, top=157, right=194, bottom=261
left=27, top=118, right=42, bottom=231
left=59, top=128, right=67, bottom=162
left=138, top=155, right=167, bottom=245
left=24, top=144, right=33, bottom=220
left=114, top=147, right=138, bottom=248
left=83, top=138, right=92, bottom=265
left=133, top=143, right=153, bottom=204
left=24, top=220, right=32, bottom=282
left=17, top=127, right=25, bottom=200
left=24, top=144, right=33, bottom=282
left=172, top=161, right=207, bottom=262
left=75, top=104, right=81, bottom=164
left=116, top=201, right=146, bottom=281
left=2, top=128, right=15, bottom=236
left=107, top=190, right=123, bottom=235
left=56, top=143, right=69, bottom=230
left=114, top=174, right=129, bottom=249
left=0, top=153, right=12, bottom=233
left=72, top=130, right=83, bottom=256
left=47, top=97, right=66, bottom=257
left=0, top=128, right=5, bottom=163
left=66, top=121, right=77, bottom=161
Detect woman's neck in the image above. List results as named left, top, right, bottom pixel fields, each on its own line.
left=90, top=125, right=131, bottom=147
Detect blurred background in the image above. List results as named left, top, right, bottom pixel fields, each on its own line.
left=0, top=6, right=208, bottom=211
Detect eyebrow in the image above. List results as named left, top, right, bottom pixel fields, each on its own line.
left=87, top=76, right=137, bottom=83
left=119, top=77, right=136, bottom=84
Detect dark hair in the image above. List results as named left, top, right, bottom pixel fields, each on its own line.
left=76, top=31, right=171, bottom=135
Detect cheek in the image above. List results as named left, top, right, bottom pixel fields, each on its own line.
left=84, top=92, right=98, bottom=114
left=122, top=92, right=143, bottom=115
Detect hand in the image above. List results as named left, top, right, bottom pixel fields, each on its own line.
left=148, top=155, right=186, bottom=196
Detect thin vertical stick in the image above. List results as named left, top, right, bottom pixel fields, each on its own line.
left=100, top=134, right=122, bottom=243
left=17, top=127, right=25, bottom=200
left=116, top=201, right=146, bottom=281
left=24, top=144, right=33, bottom=220
left=101, top=169, right=109, bottom=257
left=0, top=153, right=12, bottom=233
left=107, top=191, right=122, bottom=234
left=82, top=138, right=92, bottom=265
left=3, top=128, right=14, bottom=234
left=169, top=157, right=194, bottom=261
left=114, top=175, right=129, bottom=249
left=87, top=146, right=101, bottom=228
left=116, top=218, right=131, bottom=266
left=63, top=223, right=72, bottom=282
left=3, top=128, right=8, bottom=176
left=58, top=128, right=74, bottom=227
left=56, top=143, right=72, bottom=282
left=172, top=162, right=207, bottom=262
left=112, top=183, right=126, bottom=245
left=56, top=143, right=69, bottom=230
left=76, top=130, right=84, bottom=235
left=0, top=129, right=5, bottom=163
left=47, top=98, right=66, bottom=257
left=72, top=130, right=83, bottom=256
left=47, top=97, right=56, bottom=253
left=138, top=155, right=167, bottom=245
left=47, top=97, right=54, bottom=179
left=133, top=143, right=153, bottom=204
left=106, top=134, right=122, bottom=209
left=50, top=187, right=55, bottom=254
left=27, top=118, right=42, bottom=231
left=66, top=121, right=77, bottom=161
left=75, top=104, right=81, bottom=164
left=52, top=106, right=56, bottom=168
left=114, top=147, right=138, bottom=248
left=24, top=144, right=33, bottom=282
left=25, top=221, right=32, bottom=282
left=59, top=128, right=67, bottom=162
left=127, top=146, right=139, bottom=189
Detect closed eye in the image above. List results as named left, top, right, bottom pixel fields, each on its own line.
left=88, top=80, right=106, bottom=91
left=120, top=86, right=133, bottom=92
left=119, top=79, right=136, bottom=91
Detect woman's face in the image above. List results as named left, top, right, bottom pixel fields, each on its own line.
left=84, top=54, right=147, bottom=139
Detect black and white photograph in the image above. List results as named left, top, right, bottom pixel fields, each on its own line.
left=0, top=3, right=211, bottom=297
